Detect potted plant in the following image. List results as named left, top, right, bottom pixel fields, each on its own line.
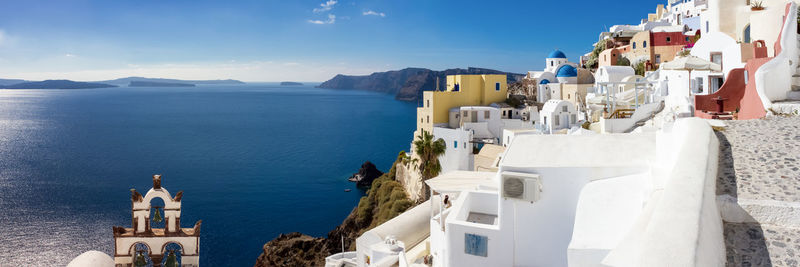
left=751, top=1, right=765, bottom=11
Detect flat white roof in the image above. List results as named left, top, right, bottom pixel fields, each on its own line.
left=425, top=171, right=496, bottom=193
left=501, top=133, right=656, bottom=169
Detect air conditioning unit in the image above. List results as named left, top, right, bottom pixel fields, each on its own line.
left=501, top=171, right=542, bottom=203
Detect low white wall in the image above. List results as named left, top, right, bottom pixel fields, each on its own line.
left=605, top=118, right=724, bottom=267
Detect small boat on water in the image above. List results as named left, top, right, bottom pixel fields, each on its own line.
left=344, top=189, right=352, bottom=192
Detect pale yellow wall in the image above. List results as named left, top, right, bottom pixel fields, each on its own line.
left=560, top=84, right=591, bottom=107
left=630, top=31, right=654, bottom=62
left=416, top=74, right=508, bottom=133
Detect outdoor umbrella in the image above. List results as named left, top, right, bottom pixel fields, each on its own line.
left=660, top=55, right=721, bottom=94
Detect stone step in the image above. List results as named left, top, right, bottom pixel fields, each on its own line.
left=792, top=85, right=800, bottom=91
left=788, top=90, right=800, bottom=100
left=793, top=76, right=800, bottom=85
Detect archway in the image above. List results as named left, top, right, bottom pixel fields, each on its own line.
left=130, top=243, right=153, bottom=267
left=149, top=197, right=166, bottom=230
left=161, top=242, right=183, bottom=267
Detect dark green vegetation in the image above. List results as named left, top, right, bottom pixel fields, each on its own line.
left=355, top=152, right=413, bottom=230
left=584, top=41, right=607, bottom=69
left=0, top=80, right=117, bottom=89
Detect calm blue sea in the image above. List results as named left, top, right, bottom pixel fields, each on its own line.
left=0, top=84, right=416, bottom=266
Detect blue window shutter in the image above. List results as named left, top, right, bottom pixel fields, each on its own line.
left=495, top=82, right=500, bottom=91
left=454, top=140, right=458, bottom=148
left=464, top=233, right=488, bottom=257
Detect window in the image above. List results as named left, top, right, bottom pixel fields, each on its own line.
left=685, top=36, right=690, bottom=42
left=571, top=114, right=576, bottom=124
left=463, top=111, right=468, bottom=117
left=484, top=110, right=490, bottom=119
left=666, top=36, right=671, bottom=43
left=562, top=106, right=567, bottom=112
left=710, top=52, right=723, bottom=72
left=706, top=21, right=709, bottom=33
left=427, top=116, right=430, bottom=123
left=743, top=24, right=751, bottom=43
left=420, top=118, right=423, bottom=123
left=465, top=234, right=488, bottom=257
left=454, top=84, right=460, bottom=91
left=495, top=82, right=500, bottom=91
left=502, top=110, right=506, bottom=116
left=551, top=61, right=554, bottom=67
left=633, top=42, right=637, bottom=49
left=655, top=54, right=661, bottom=63
left=454, top=141, right=458, bottom=148
left=555, top=116, right=560, bottom=126
left=464, top=142, right=467, bottom=149
left=568, top=94, right=571, bottom=99
left=744, top=70, right=749, bottom=84
left=427, top=100, right=430, bottom=107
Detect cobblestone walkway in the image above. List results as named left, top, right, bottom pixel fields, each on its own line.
left=716, top=116, right=800, bottom=267
left=716, top=116, right=800, bottom=202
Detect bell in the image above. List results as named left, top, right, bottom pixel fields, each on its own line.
left=153, top=207, right=163, bottom=223
left=134, top=250, right=147, bottom=267
left=165, top=250, right=178, bottom=267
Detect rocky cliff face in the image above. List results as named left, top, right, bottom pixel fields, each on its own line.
left=254, top=154, right=412, bottom=267
left=254, top=209, right=362, bottom=267
left=317, top=67, right=525, bottom=101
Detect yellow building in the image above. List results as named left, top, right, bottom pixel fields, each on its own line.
left=416, top=74, right=508, bottom=133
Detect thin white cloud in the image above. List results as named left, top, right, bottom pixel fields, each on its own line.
left=362, top=10, right=386, bottom=17
left=308, top=14, right=336, bottom=25
left=64, top=53, right=77, bottom=58
left=313, top=0, right=337, bottom=13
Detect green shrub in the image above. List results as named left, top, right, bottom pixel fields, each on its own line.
left=351, top=154, right=414, bottom=230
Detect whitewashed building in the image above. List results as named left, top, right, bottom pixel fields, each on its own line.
left=540, top=100, right=581, bottom=132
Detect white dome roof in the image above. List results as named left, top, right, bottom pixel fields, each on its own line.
left=67, top=251, right=115, bottom=267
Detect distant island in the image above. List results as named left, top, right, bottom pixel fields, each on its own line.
left=280, top=81, right=303, bottom=86
left=0, top=78, right=27, bottom=86
left=129, top=81, right=195, bottom=87
left=98, top=77, right=245, bottom=86
left=317, top=67, right=524, bottom=101
left=0, top=80, right=117, bottom=89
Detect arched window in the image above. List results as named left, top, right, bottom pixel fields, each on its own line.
left=633, top=42, right=637, bottom=49
left=161, top=242, right=183, bottom=267
left=131, top=243, right=153, bottom=267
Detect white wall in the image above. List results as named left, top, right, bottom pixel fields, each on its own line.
left=690, top=31, right=746, bottom=91
left=434, top=127, right=473, bottom=173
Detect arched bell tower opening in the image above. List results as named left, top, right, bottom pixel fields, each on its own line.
left=113, top=175, right=201, bottom=267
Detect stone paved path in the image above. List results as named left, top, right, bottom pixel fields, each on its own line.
left=716, top=116, right=800, bottom=202
left=716, top=116, right=800, bottom=267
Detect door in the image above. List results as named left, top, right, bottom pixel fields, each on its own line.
left=709, top=76, right=724, bottom=93
left=471, top=111, right=478, bottom=123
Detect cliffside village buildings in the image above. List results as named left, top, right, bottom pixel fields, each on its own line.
left=326, top=0, right=800, bottom=266
left=63, top=0, right=800, bottom=266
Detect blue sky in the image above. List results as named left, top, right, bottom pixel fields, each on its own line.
left=0, top=0, right=664, bottom=82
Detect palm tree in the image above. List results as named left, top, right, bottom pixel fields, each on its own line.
left=412, top=129, right=447, bottom=181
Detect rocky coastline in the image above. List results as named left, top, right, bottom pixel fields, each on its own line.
left=254, top=153, right=413, bottom=267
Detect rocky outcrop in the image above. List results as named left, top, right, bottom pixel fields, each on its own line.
left=348, top=161, right=383, bottom=187
left=318, top=67, right=525, bottom=101
left=254, top=154, right=412, bottom=267
left=254, top=210, right=362, bottom=267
